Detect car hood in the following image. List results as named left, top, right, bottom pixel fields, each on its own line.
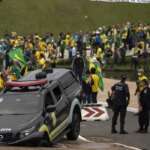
left=0, top=113, right=41, bottom=132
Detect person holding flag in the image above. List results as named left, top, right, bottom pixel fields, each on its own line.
left=90, top=67, right=100, bottom=103
left=8, top=47, right=28, bottom=79
left=89, top=56, right=104, bottom=92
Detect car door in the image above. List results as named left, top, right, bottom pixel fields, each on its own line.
left=44, top=90, right=57, bottom=132
left=51, top=82, right=69, bottom=129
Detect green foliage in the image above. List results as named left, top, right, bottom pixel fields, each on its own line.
left=0, top=0, right=150, bottom=35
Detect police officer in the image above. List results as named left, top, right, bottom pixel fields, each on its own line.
left=135, top=68, right=148, bottom=96
left=72, top=52, right=85, bottom=84
left=135, top=68, right=148, bottom=115
left=136, top=79, right=150, bottom=133
left=111, top=75, right=130, bottom=134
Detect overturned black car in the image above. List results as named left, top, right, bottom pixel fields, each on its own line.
left=0, top=68, right=81, bottom=145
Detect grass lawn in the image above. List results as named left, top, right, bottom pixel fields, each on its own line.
left=0, top=0, right=150, bottom=35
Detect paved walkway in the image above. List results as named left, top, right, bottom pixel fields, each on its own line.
left=98, top=78, right=138, bottom=108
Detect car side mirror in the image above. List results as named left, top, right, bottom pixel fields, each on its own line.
left=46, top=105, right=56, bottom=113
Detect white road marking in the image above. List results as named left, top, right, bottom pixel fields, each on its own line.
left=78, top=135, right=92, bottom=142
left=113, top=143, right=142, bottom=150
left=79, top=136, right=141, bottom=150
left=99, top=102, right=138, bottom=113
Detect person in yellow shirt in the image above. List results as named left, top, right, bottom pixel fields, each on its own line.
left=38, top=53, right=46, bottom=69
left=24, top=40, right=33, bottom=51
left=9, top=73, right=17, bottom=81
left=90, top=67, right=100, bottom=103
left=6, top=67, right=17, bottom=81
left=96, top=47, right=104, bottom=66
left=100, top=33, right=108, bottom=44
left=35, top=51, right=41, bottom=60
left=88, top=56, right=104, bottom=91
left=39, top=41, right=47, bottom=51
left=0, top=72, right=5, bottom=91
left=89, top=57, right=102, bottom=74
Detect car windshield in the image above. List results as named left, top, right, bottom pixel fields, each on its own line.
left=0, top=92, right=42, bottom=115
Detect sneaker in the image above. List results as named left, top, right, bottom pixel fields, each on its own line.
left=120, top=130, right=128, bottom=134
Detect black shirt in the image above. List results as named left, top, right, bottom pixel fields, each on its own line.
left=140, top=87, right=150, bottom=110
left=72, top=57, right=84, bottom=73
left=111, top=82, right=130, bottom=106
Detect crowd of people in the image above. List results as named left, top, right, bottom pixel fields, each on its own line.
left=0, top=22, right=149, bottom=66
left=0, top=21, right=149, bottom=102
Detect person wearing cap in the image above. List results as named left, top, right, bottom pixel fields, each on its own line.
left=111, top=75, right=130, bottom=134
left=136, top=79, right=150, bottom=133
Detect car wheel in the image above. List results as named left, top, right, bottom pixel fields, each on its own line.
left=67, top=111, right=81, bottom=140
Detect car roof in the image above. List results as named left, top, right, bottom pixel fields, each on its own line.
left=20, top=68, right=71, bottom=82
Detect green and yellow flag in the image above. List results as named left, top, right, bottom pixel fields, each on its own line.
left=8, top=48, right=28, bottom=77
left=89, top=58, right=104, bottom=91
left=8, top=48, right=26, bottom=68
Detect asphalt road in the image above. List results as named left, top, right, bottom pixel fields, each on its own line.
left=81, top=108, right=150, bottom=150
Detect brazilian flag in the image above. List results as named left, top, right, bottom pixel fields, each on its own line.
left=94, top=63, right=104, bottom=91
left=89, top=60, right=104, bottom=91
left=9, top=48, right=26, bottom=67
left=8, top=48, right=27, bottom=76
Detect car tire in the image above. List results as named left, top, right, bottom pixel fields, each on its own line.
left=67, top=111, right=80, bottom=140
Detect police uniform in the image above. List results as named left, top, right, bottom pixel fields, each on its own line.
left=111, top=78, right=130, bottom=134
left=135, top=74, right=148, bottom=113
left=137, top=85, right=150, bottom=133
left=135, top=75, right=148, bottom=95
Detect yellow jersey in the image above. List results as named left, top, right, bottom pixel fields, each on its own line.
left=96, top=48, right=104, bottom=60
left=0, top=77, right=4, bottom=90
left=91, top=74, right=99, bottom=93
